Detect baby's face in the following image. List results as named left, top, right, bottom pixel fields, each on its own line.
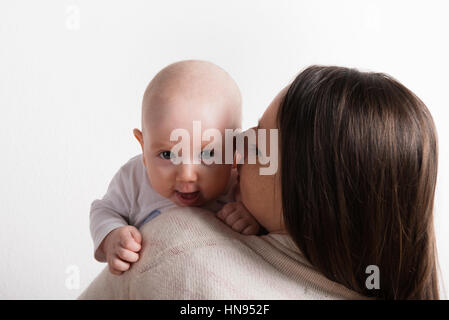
left=139, top=95, right=235, bottom=207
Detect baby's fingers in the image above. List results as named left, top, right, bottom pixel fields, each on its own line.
left=231, top=218, right=250, bottom=233
left=232, top=218, right=260, bottom=235
left=217, top=203, right=236, bottom=221
left=128, top=226, right=142, bottom=245
left=117, top=247, right=139, bottom=263
left=120, top=233, right=141, bottom=252
left=109, top=268, right=123, bottom=276
left=223, top=211, right=243, bottom=227
left=108, top=257, right=130, bottom=275
left=242, top=223, right=260, bottom=235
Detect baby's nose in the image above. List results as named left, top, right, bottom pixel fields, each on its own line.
left=176, top=164, right=198, bottom=182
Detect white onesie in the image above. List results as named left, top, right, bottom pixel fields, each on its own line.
left=90, top=154, right=238, bottom=262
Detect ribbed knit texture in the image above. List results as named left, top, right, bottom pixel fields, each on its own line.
left=79, top=206, right=366, bottom=300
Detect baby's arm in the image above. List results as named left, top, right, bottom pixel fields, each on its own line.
left=90, top=160, right=142, bottom=274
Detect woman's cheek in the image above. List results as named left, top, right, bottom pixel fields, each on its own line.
left=239, top=164, right=260, bottom=212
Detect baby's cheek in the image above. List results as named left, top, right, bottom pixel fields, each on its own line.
left=200, top=165, right=231, bottom=198
left=146, top=164, right=175, bottom=196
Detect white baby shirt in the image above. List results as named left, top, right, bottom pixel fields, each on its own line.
left=90, top=154, right=237, bottom=262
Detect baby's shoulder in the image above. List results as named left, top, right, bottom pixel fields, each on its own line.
left=120, top=153, right=144, bottom=171
left=116, top=154, right=146, bottom=180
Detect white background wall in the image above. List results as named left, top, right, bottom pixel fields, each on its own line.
left=0, top=0, right=448, bottom=299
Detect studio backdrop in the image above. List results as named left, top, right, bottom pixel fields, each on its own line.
left=0, top=0, right=448, bottom=299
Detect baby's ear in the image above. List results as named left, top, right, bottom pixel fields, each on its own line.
left=133, top=128, right=144, bottom=150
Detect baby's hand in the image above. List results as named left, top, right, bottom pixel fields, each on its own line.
left=217, top=201, right=260, bottom=235
left=100, top=226, right=142, bottom=275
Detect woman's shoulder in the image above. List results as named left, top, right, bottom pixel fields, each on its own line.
left=134, top=206, right=244, bottom=269
left=133, top=207, right=366, bottom=299
left=80, top=206, right=366, bottom=299
left=137, top=206, right=235, bottom=253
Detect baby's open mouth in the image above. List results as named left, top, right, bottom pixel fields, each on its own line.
left=175, top=191, right=200, bottom=205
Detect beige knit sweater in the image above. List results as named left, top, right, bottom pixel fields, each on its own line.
left=78, top=206, right=366, bottom=299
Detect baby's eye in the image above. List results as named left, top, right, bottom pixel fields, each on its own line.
left=201, top=149, right=215, bottom=160
left=159, top=151, right=174, bottom=160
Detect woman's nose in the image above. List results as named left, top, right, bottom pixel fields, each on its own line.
left=176, top=164, right=198, bottom=182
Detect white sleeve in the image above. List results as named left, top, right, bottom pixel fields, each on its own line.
left=90, top=160, right=137, bottom=262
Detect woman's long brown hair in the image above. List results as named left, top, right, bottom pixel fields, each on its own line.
left=277, top=65, right=439, bottom=299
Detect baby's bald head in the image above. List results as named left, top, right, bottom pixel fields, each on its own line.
left=134, top=61, right=242, bottom=206
left=141, top=60, right=242, bottom=136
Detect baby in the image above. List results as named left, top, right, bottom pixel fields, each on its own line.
left=90, top=60, right=260, bottom=275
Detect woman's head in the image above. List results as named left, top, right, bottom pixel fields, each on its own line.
left=239, top=65, right=439, bottom=299
left=236, top=88, right=286, bottom=234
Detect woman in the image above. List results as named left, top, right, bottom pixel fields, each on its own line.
left=79, top=66, right=439, bottom=300
left=238, top=66, right=439, bottom=299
